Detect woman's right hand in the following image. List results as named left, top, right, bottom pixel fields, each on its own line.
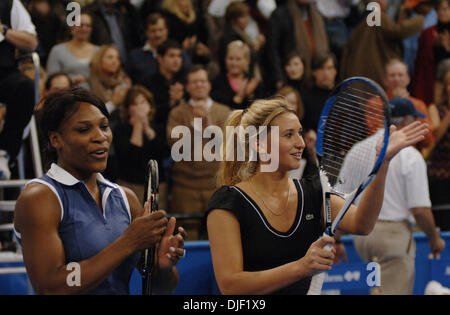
left=298, top=236, right=335, bottom=277
left=123, top=207, right=168, bottom=252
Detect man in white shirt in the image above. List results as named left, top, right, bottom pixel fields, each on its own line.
left=353, top=97, right=445, bottom=294
left=0, top=0, right=37, bottom=179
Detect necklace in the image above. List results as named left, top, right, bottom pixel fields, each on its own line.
left=249, top=178, right=291, bottom=216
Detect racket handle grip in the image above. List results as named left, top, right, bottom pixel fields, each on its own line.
left=307, top=233, right=333, bottom=295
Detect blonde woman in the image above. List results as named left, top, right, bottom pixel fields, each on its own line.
left=162, top=0, right=210, bottom=62
left=219, top=1, right=266, bottom=79
left=206, top=97, right=428, bottom=294
left=88, top=45, right=132, bottom=115
left=88, top=45, right=132, bottom=181
left=211, top=40, right=264, bottom=109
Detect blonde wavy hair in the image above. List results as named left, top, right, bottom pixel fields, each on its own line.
left=217, top=97, right=296, bottom=186
left=162, top=0, right=196, bottom=24
left=89, top=45, right=122, bottom=77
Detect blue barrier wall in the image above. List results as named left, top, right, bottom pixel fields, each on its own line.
left=2, top=232, right=450, bottom=295
left=166, top=231, right=450, bottom=295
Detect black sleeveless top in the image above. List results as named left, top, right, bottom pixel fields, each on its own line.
left=206, top=176, right=323, bottom=295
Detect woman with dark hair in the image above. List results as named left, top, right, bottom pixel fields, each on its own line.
left=113, top=85, right=168, bottom=208
left=282, top=51, right=305, bottom=94
left=14, top=88, right=186, bottom=294
left=46, top=11, right=98, bottom=89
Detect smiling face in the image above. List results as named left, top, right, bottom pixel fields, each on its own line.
left=384, top=61, right=410, bottom=91
left=262, top=112, right=305, bottom=172
left=49, top=102, right=112, bottom=180
left=226, top=46, right=249, bottom=76
left=186, top=69, right=211, bottom=100
left=285, top=56, right=304, bottom=80
left=71, top=13, right=93, bottom=42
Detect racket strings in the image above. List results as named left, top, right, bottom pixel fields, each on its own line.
left=321, top=84, right=387, bottom=191
left=333, top=98, right=385, bottom=121
left=340, top=89, right=386, bottom=113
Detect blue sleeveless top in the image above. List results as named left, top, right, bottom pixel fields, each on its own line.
left=14, top=163, right=141, bottom=295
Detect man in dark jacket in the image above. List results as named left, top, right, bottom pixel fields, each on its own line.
left=84, top=0, right=143, bottom=64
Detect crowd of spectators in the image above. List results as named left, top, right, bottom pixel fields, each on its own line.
left=1, top=0, right=449, bottom=238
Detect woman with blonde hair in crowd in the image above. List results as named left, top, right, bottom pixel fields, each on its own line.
left=206, top=97, right=428, bottom=294
left=219, top=1, right=265, bottom=79
left=88, top=45, right=132, bottom=181
left=211, top=40, right=265, bottom=110
left=162, top=0, right=210, bottom=64
left=88, top=45, right=132, bottom=116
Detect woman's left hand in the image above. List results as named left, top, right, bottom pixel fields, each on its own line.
left=157, top=217, right=187, bottom=271
left=384, top=121, right=429, bottom=161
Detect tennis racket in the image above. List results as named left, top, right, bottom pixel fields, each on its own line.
left=140, top=159, right=159, bottom=295
left=307, top=77, right=391, bottom=295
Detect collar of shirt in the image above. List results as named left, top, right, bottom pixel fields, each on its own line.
left=189, top=97, right=213, bottom=111
left=143, top=42, right=157, bottom=58
left=47, top=163, right=118, bottom=189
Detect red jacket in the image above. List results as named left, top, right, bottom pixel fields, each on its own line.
left=411, top=25, right=437, bottom=105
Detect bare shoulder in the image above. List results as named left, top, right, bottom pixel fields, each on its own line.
left=14, top=182, right=62, bottom=234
